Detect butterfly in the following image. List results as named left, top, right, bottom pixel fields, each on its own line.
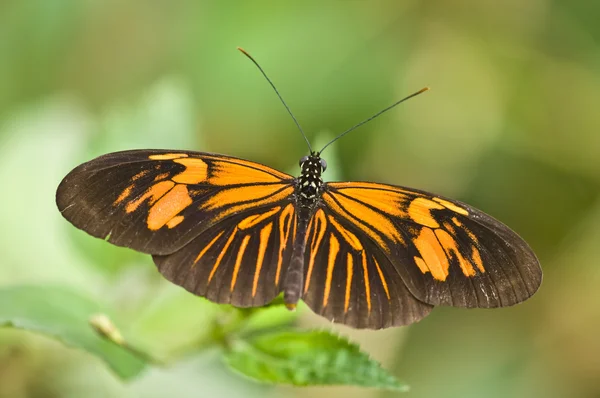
left=56, top=48, right=542, bottom=329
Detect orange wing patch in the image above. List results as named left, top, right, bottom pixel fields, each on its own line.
left=132, top=170, right=151, bottom=181
left=202, top=184, right=294, bottom=222
left=451, top=217, right=479, bottom=243
left=344, top=253, right=353, bottom=313
left=304, top=209, right=327, bottom=293
left=372, top=256, right=391, bottom=300
left=433, top=197, right=469, bottom=216
left=408, top=198, right=445, bottom=228
left=328, top=181, right=413, bottom=195
left=239, top=206, right=281, bottom=230
left=230, top=234, right=251, bottom=291
left=149, top=153, right=189, bottom=160
left=114, top=184, right=134, bottom=205
left=414, top=256, right=429, bottom=274
left=166, top=215, right=185, bottom=229
left=328, top=215, right=363, bottom=251
left=332, top=187, right=408, bottom=217
left=253, top=223, right=273, bottom=297
left=172, top=158, right=208, bottom=184
left=322, top=234, right=339, bottom=308
left=119, top=179, right=194, bottom=231
left=413, top=227, right=450, bottom=281
left=402, top=196, right=483, bottom=280
left=147, top=184, right=193, bottom=231
left=361, top=250, right=372, bottom=312
left=154, top=172, right=171, bottom=182
left=411, top=223, right=486, bottom=280
left=193, top=231, right=224, bottom=265
left=208, top=227, right=238, bottom=283
left=208, top=161, right=282, bottom=185
left=276, top=203, right=295, bottom=285
left=125, top=181, right=175, bottom=213
left=471, top=246, right=484, bottom=272
left=434, top=229, right=475, bottom=277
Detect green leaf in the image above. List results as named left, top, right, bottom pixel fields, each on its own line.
left=224, top=330, right=408, bottom=391
left=0, top=285, right=148, bottom=380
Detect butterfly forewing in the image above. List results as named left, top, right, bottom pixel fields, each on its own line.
left=56, top=150, right=295, bottom=256
left=322, top=182, right=542, bottom=309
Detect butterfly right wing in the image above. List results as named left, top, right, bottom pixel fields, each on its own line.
left=319, top=181, right=542, bottom=313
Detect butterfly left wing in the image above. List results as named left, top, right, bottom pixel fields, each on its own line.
left=57, top=149, right=299, bottom=306
left=318, top=182, right=542, bottom=311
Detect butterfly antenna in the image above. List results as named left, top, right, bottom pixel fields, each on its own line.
left=319, top=87, right=430, bottom=154
left=237, top=47, right=313, bottom=153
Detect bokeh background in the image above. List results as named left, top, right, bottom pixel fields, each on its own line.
left=1, top=1, right=600, bottom=397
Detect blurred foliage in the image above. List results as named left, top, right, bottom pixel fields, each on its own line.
left=0, top=286, right=147, bottom=379
left=1, top=0, right=600, bottom=397
left=225, top=330, right=408, bottom=390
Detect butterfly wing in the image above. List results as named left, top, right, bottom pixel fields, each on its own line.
left=299, top=181, right=542, bottom=329
left=57, top=150, right=297, bottom=305
left=315, top=182, right=542, bottom=314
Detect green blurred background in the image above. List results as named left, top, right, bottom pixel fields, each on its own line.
left=1, top=1, right=600, bottom=397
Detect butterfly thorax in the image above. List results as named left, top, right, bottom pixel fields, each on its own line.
left=296, top=153, right=326, bottom=208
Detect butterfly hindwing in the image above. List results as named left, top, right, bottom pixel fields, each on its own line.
left=56, top=150, right=295, bottom=256
left=153, top=202, right=297, bottom=307
left=301, top=208, right=433, bottom=329
left=321, top=182, right=542, bottom=310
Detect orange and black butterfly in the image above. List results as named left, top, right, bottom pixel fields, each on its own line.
left=56, top=49, right=542, bottom=329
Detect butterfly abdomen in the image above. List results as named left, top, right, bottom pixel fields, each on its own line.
left=283, top=207, right=311, bottom=310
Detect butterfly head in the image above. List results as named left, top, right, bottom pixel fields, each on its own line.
left=299, top=152, right=327, bottom=174
left=297, top=152, right=326, bottom=203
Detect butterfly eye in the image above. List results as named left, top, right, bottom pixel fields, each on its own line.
left=299, top=156, right=309, bottom=167
left=320, top=159, right=327, bottom=171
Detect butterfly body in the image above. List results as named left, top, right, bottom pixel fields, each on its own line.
left=284, top=153, right=326, bottom=308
